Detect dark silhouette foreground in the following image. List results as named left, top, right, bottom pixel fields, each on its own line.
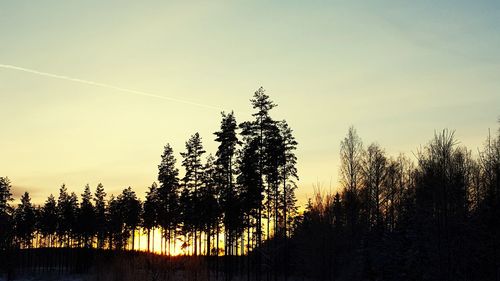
left=1, top=89, right=499, bottom=280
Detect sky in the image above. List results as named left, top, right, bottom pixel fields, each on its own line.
left=1, top=1, right=499, bottom=206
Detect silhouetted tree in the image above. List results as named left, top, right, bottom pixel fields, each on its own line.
left=413, top=130, right=474, bottom=280
left=263, top=121, right=282, bottom=240
left=339, top=126, right=364, bottom=242
left=57, top=185, right=78, bottom=247
left=361, top=143, right=387, bottom=230
left=143, top=182, right=159, bottom=252
left=157, top=144, right=180, bottom=255
left=78, top=184, right=95, bottom=247
left=200, top=154, right=221, bottom=255
left=215, top=111, right=241, bottom=255
left=39, top=195, right=58, bottom=247
left=0, top=177, right=14, bottom=250
left=279, top=121, right=299, bottom=237
left=14, top=192, right=36, bottom=248
left=278, top=121, right=298, bottom=280
left=237, top=138, right=260, bottom=255
left=240, top=87, right=277, bottom=249
left=107, top=195, right=125, bottom=249
left=181, top=133, right=206, bottom=255
left=118, top=187, right=142, bottom=250
left=93, top=183, right=107, bottom=249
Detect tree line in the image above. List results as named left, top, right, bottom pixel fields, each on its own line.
left=290, top=124, right=500, bottom=280
left=1, top=86, right=499, bottom=280
left=0, top=87, right=298, bottom=258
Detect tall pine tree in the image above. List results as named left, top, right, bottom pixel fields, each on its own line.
left=215, top=111, right=241, bottom=255
left=181, top=133, right=206, bottom=255
left=158, top=144, right=180, bottom=255
left=14, top=192, right=36, bottom=248
left=0, top=177, right=13, bottom=250
left=78, top=184, right=95, bottom=247
left=143, top=182, right=159, bottom=252
left=239, top=87, right=277, bottom=248
left=93, top=183, right=107, bottom=249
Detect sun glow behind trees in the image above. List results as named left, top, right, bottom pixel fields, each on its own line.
left=0, top=88, right=299, bottom=257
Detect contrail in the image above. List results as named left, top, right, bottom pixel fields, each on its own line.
left=0, top=63, right=220, bottom=110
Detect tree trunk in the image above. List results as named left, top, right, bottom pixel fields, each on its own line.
left=131, top=228, right=135, bottom=251
left=147, top=229, right=151, bottom=252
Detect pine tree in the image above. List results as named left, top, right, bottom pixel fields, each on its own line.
left=118, top=187, right=142, bottom=250
left=237, top=138, right=260, bottom=254
left=263, top=121, right=283, bottom=239
left=239, top=87, right=277, bottom=248
left=279, top=121, right=299, bottom=237
left=0, top=177, right=13, bottom=250
left=93, top=183, right=107, bottom=249
left=200, top=154, right=221, bottom=255
left=179, top=185, right=193, bottom=254
left=215, top=111, right=240, bottom=255
left=157, top=143, right=180, bottom=255
left=143, top=182, right=159, bottom=252
left=40, top=195, right=58, bottom=247
left=79, top=184, right=95, bottom=247
left=107, top=195, right=124, bottom=249
left=181, top=133, right=206, bottom=255
left=0, top=177, right=13, bottom=216
left=57, top=184, right=78, bottom=247
left=14, top=192, right=36, bottom=248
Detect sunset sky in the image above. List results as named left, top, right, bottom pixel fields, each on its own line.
left=1, top=1, right=499, bottom=205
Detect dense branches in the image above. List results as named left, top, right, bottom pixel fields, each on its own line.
left=292, top=125, right=500, bottom=281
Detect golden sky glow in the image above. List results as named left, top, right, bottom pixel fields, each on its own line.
left=1, top=1, right=499, bottom=206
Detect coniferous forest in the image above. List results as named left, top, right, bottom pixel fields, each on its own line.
left=1, top=88, right=500, bottom=280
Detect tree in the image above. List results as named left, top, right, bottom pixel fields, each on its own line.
left=93, top=183, right=107, bottom=249
left=0, top=177, right=13, bottom=216
left=279, top=121, right=299, bottom=237
left=414, top=130, right=473, bottom=280
left=237, top=138, right=260, bottom=254
left=361, top=143, right=387, bottom=230
left=215, top=111, right=241, bottom=255
left=14, top=192, right=36, bottom=248
left=339, top=126, right=364, bottom=239
left=179, top=185, right=193, bottom=255
left=39, top=195, right=58, bottom=247
left=200, top=154, right=221, bottom=255
left=239, top=87, right=277, bottom=248
left=181, top=133, right=206, bottom=255
left=118, top=187, right=142, bottom=250
left=143, top=182, right=159, bottom=252
left=57, top=185, right=78, bottom=247
left=263, top=121, right=283, bottom=239
left=157, top=143, right=181, bottom=255
left=107, top=195, right=125, bottom=249
left=479, top=128, right=500, bottom=205
left=0, top=177, right=14, bottom=250
left=78, top=184, right=95, bottom=247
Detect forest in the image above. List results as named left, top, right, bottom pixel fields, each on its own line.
left=1, top=88, right=500, bottom=281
